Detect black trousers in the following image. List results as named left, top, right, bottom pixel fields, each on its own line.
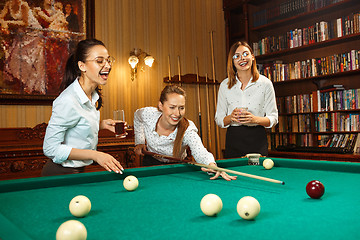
left=41, top=159, right=85, bottom=176
left=224, top=125, right=268, bottom=159
left=142, top=155, right=174, bottom=166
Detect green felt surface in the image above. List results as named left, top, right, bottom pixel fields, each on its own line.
left=1, top=158, right=360, bottom=240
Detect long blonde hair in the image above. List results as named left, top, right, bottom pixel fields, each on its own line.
left=159, top=85, right=189, bottom=158
left=226, top=41, right=259, bottom=89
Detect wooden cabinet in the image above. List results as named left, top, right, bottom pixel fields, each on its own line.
left=0, top=123, right=139, bottom=180
left=224, top=0, right=360, bottom=160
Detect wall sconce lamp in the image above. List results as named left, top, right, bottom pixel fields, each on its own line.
left=128, top=48, right=155, bottom=81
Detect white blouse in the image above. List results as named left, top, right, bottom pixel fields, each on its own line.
left=215, top=74, right=278, bottom=128
left=134, top=107, right=215, bottom=165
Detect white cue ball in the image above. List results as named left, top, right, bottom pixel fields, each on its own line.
left=69, top=195, right=91, bottom=218
left=123, top=175, right=139, bottom=191
left=56, top=220, right=87, bottom=240
left=263, top=158, right=274, bottom=170
left=237, top=196, right=260, bottom=220
left=200, top=193, right=223, bottom=216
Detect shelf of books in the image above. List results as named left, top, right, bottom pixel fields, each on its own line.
left=223, top=0, right=360, bottom=160
left=269, top=86, right=360, bottom=155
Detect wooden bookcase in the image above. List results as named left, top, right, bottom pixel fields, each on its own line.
left=223, top=0, right=360, bottom=161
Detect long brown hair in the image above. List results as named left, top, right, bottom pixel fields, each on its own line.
left=159, top=85, right=189, bottom=158
left=226, top=41, right=259, bottom=89
left=62, top=39, right=105, bottom=110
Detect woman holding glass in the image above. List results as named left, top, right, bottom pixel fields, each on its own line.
left=215, top=41, right=278, bottom=158
left=42, top=39, right=124, bottom=176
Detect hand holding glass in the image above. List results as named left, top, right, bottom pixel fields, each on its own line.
left=113, top=110, right=126, bottom=138
left=236, top=107, right=248, bottom=122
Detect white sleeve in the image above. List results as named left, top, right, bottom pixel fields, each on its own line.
left=183, top=122, right=215, bottom=165
left=215, top=81, right=229, bottom=128
left=264, top=80, right=279, bottom=128
left=134, top=108, right=146, bottom=145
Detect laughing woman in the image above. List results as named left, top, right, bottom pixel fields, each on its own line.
left=215, top=41, right=278, bottom=159
left=42, top=39, right=124, bottom=176
left=134, top=85, right=236, bottom=181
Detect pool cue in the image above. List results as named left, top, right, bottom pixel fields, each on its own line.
left=168, top=55, right=171, bottom=84
left=210, top=30, right=221, bottom=159
left=177, top=55, right=182, bottom=86
left=143, top=150, right=285, bottom=185
left=195, top=57, right=203, bottom=140
left=205, top=73, right=212, bottom=151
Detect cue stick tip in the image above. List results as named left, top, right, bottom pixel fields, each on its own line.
left=281, top=181, right=285, bottom=185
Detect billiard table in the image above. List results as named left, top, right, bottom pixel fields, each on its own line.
left=0, top=157, right=360, bottom=240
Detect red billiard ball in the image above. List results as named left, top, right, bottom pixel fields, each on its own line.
left=306, top=180, right=325, bottom=199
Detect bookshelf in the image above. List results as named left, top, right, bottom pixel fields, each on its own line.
left=223, top=0, right=360, bottom=161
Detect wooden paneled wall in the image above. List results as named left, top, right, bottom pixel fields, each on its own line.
left=0, top=0, right=228, bottom=158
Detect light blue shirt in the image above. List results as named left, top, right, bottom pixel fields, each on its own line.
left=215, top=74, right=278, bottom=128
left=43, top=79, right=100, bottom=168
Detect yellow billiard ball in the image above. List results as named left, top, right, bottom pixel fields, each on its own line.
left=200, top=193, right=223, bottom=217
left=69, top=195, right=91, bottom=218
left=263, top=158, right=274, bottom=170
left=123, top=175, right=139, bottom=191
left=56, top=220, right=87, bottom=240
left=237, top=196, right=260, bottom=220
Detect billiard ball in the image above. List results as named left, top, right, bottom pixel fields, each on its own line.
left=306, top=180, right=325, bottom=199
left=237, top=196, right=260, bottom=220
left=200, top=193, right=223, bottom=216
left=56, top=220, right=87, bottom=240
left=69, top=195, right=91, bottom=218
left=123, top=175, right=139, bottom=191
left=263, top=158, right=274, bottom=170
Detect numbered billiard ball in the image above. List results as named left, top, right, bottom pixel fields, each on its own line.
left=123, top=175, right=139, bottom=191
left=237, top=196, right=260, bottom=220
left=263, top=158, right=274, bottom=170
left=56, top=220, right=87, bottom=240
left=200, top=193, right=223, bottom=216
left=306, top=180, right=325, bottom=199
left=69, top=195, right=91, bottom=218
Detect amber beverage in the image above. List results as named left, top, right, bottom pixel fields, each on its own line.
left=113, top=110, right=126, bottom=138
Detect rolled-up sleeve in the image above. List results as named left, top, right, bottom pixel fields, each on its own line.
left=264, top=81, right=278, bottom=128
left=215, top=81, right=229, bottom=128
left=134, top=108, right=146, bottom=145
left=183, top=122, right=215, bottom=165
left=43, top=99, right=79, bottom=164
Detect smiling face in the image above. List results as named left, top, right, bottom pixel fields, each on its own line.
left=78, top=45, right=112, bottom=87
left=158, top=93, right=186, bottom=128
left=233, top=45, right=254, bottom=73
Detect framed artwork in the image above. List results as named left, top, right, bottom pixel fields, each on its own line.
left=0, top=0, right=94, bottom=105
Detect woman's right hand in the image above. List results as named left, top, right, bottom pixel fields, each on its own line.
left=230, top=108, right=243, bottom=123
left=134, top=144, right=147, bottom=156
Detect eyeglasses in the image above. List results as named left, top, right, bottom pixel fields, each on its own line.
left=232, top=52, right=250, bottom=60
left=85, top=56, right=115, bottom=67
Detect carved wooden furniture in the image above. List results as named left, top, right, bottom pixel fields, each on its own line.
left=0, top=123, right=139, bottom=180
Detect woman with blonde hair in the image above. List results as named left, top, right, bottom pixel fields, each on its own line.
left=134, top=85, right=236, bottom=181
left=215, top=41, right=278, bottom=158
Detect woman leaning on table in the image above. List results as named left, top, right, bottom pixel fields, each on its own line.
left=42, top=39, right=124, bottom=176
left=215, top=41, right=278, bottom=159
left=133, top=85, right=236, bottom=181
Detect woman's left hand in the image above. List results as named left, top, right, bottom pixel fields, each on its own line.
left=201, top=163, right=237, bottom=181
left=238, top=111, right=259, bottom=125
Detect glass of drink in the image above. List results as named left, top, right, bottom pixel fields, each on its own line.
left=236, top=107, right=248, bottom=121
left=113, top=110, right=126, bottom=138
left=237, top=107, right=248, bottom=114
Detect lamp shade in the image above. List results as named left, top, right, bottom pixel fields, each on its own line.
left=144, top=55, right=155, bottom=67
left=128, top=55, right=139, bottom=68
